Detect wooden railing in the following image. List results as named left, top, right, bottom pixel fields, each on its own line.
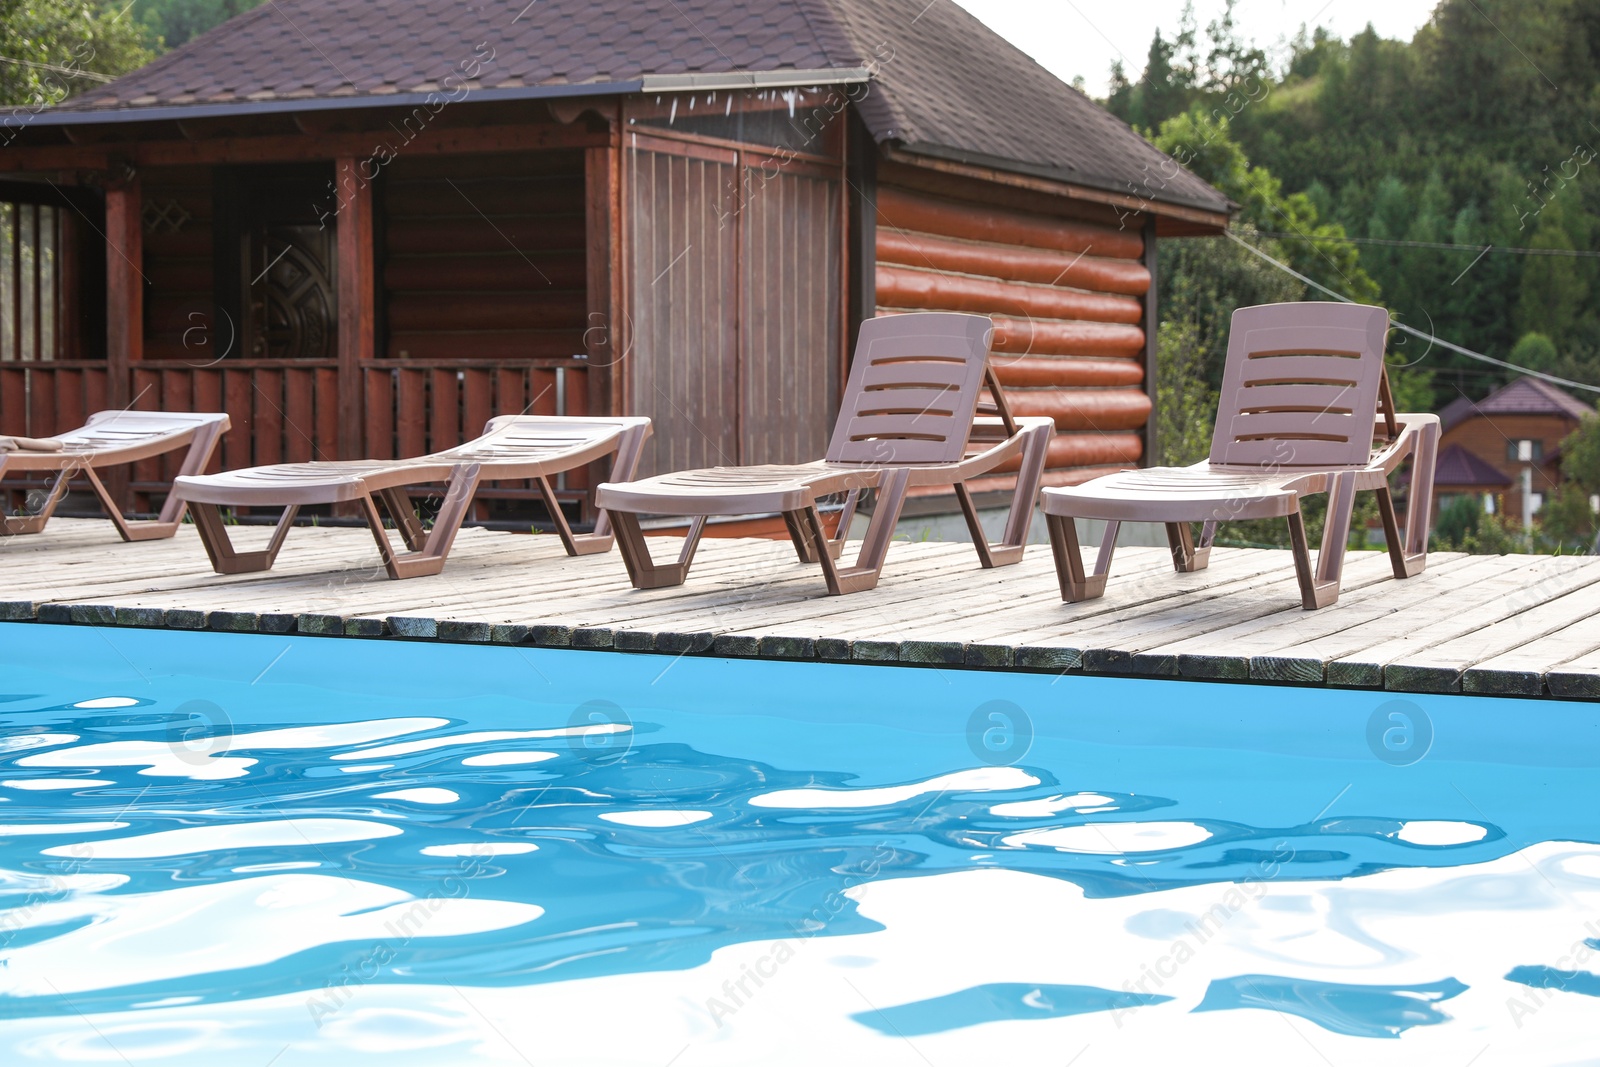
left=3, top=356, right=596, bottom=517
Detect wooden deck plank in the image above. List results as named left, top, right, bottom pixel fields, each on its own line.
left=0, top=520, right=1595, bottom=700
left=1127, top=553, right=1487, bottom=682
left=1463, top=609, right=1600, bottom=697
left=1320, top=557, right=1600, bottom=692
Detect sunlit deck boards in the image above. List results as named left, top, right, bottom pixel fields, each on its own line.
left=2, top=519, right=1598, bottom=700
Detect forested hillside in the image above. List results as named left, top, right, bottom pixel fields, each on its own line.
left=1108, top=0, right=1600, bottom=404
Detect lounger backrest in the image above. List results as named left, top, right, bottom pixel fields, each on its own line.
left=1209, top=302, right=1391, bottom=468
left=826, top=312, right=995, bottom=466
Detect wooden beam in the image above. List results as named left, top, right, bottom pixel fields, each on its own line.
left=335, top=155, right=374, bottom=462
left=1142, top=215, right=1159, bottom=468
left=104, top=171, right=142, bottom=409
left=1, top=120, right=607, bottom=172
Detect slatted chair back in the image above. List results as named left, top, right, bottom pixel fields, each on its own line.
left=1209, top=302, right=1393, bottom=469
left=826, top=312, right=996, bottom=466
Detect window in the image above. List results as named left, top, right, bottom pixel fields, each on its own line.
left=0, top=200, right=61, bottom=361
left=1507, top=439, right=1544, bottom=462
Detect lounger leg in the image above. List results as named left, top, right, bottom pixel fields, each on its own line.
left=827, top=489, right=859, bottom=560
left=1287, top=473, right=1357, bottom=610
left=1096, top=521, right=1120, bottom=576
left=785, top=489, right=857, bottom=564
left=1046, top=513, right=1110, bottom=602
left=610, top=510, right=707, bottom=589
left=812, top=468, right=910, bottom=595
left=145, top=420, right=227, bottom=534
left=190, top=501, right=299, bottom=574
left=0, top=465, right=74, bottom=536
left=376, top=488, right=428, bottom=552
left=1166, top=522, right=1210, bottom=572
left=952, top=422, right=1051, bottom=569
left=362, top=464, right=482, bottom=580
left=1379, top=421, right=1436, bottom=579
left=783, top=507, right=823, bottom=563
left=87, top=421, right=229, bottom=542
left=578, top=422, right=652, bottom=550
left=953, top=482, right=994, bottom=566
left=533, top=475, right=609, bottom=557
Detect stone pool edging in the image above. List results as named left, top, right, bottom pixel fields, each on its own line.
left=3, top=599, right=1595, bottom=702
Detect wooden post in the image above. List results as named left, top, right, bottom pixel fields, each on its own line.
left=1141, top=215, right=1159, bottom=468
left=584, top=135, right=619, bottom=414
left=101, top=172, right=144, bottom=513
left=847, top=115, right=877, bottom=350
left=104, top=171, right=142, bottom=410
left=335, top=155, right=374, bottom=461
left=584, top=115, right=623, bottom=525
left=58, top=205, right=77, bottom=361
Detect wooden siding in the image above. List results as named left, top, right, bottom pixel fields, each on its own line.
left=738, top=160, right=841, bottom=466
left=381, top=150, right=588, bottom=364
left=625, top=142, right=740, bottom=477
left=873, top=182, right=1152, bottom=496
left=374, top=149, right=595, bottom=513
left=140, top=167, right=215, bottom=363
left=624, top=133, right=845, bottom=479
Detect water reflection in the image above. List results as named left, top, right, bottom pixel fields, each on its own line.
left=0, top=682, right=1595, bottom=1062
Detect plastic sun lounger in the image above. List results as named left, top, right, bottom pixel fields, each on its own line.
left=0, top=410, right=230, bottom=540
left=595, top=312, right=1055, bottom=596
left=171, top=415, right=652, bottom=580
left=1041, top=301, right=1440, bottom=611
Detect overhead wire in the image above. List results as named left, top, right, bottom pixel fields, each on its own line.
left=1224, top=229, right=1600, bottom=395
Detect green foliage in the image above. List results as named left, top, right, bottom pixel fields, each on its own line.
left=1433, top=495, right=1482, bottom=547
left=1109, top=0, right=1600, bottom=402
left=1561, top=407, right=1600, bottom=494
left=1510, top=331, right=1560, bottom=371
left=131, top=0, right=262, bottom=49
left=1152, top=108, right=1380, bottom=307
left=0, top=0, right=153, bottom=106
left=1154, top=316, right=1216, bottom=468
left=1430, top=496, right=1524, bottom=554
left=1538, top=483, right=1598, bottom=550
left=1517, top=199, right=1592, bottom=341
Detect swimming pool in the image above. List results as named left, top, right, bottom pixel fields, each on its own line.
left=0, top=622, right=1596, bottom=1064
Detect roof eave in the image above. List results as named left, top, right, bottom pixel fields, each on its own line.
left=10, top=67, right=872, bottom=131
left=880, top=141, right=1232, bottom=233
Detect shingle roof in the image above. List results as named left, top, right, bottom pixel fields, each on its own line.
left=1439, top=376, right=1596, bottom=433
left=49, top=0, right=1229, bottom=217
left=1433, top=444, right=1511, bottom=489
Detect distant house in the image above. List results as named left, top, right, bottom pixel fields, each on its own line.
left=1435, top=377, right=1596, bottom=521
left=0, top=0, right=1229, bottom=526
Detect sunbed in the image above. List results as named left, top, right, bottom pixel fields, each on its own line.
left=172, top=415, right=651, bottom=580
left=1, top=410, right=229, bottom=539
left=1041, top=301, right=1438, bottom=610
left=595, top=312, right=1054, bottom=595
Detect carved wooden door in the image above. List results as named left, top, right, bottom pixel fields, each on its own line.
left=244, top=221, right=336, bottom=359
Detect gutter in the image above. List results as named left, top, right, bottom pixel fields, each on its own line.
left=4, top=68, right=871, bottom=130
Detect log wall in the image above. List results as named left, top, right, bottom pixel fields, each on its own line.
left=140, top=167, right=215, bottom=362
left=873, top=183, right=1153, bottom=496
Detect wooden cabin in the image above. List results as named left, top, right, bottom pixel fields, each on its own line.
left=0, top=0, right=1229, bottom=528
left=1435, top=376, right=1595, bottom=522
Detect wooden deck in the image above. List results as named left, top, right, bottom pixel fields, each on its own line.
left=2, top=519, right=1598, bottom=700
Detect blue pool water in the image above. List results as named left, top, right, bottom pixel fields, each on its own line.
left=0, top=622, right=1597, bottom=1064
